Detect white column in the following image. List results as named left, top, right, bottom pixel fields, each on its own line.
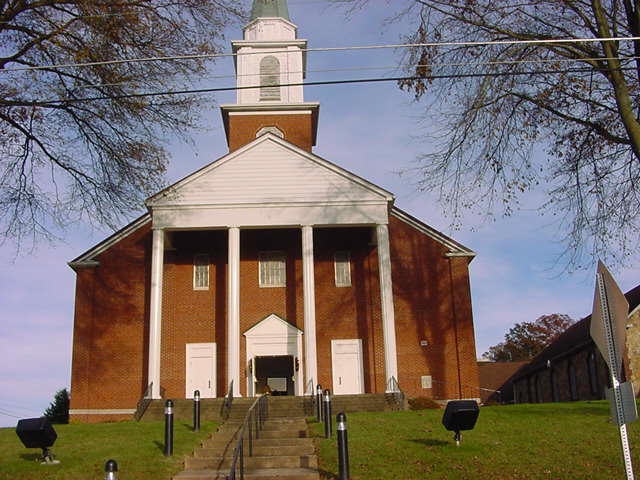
left=148, top=228, right=164, bottom=399
left=376, top=224, right=399, bottom=392
left=302, top=226, right=318, bottom=391
left=227, top=227, right=241, bottom=396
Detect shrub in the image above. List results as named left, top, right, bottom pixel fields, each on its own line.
left=408, top=396, right=441, bottom=410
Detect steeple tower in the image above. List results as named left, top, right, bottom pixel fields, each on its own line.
left=250, top=0, right=290, bottom=21
left=220, top=0, right=320, bottom=152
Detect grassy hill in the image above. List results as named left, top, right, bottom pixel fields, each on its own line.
left=0, top=420, right=219, bottom=480
left=1, top=401, right=637, bottom=479
left=311, top=400, right=638, bottom=480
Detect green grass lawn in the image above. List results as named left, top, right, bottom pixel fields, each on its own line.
left=0, top=420, right=219, bottom=480
left=310, top=401, right=638, bottom=480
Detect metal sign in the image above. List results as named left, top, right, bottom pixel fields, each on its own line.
left=590, top=261, right=629, bottom=376
left=590, top=261, right=634, bottom=480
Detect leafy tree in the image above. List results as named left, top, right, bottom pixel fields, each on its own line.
left=43, top=388, right=70, bottom=424
left=340, top=0, right=640, bottom=269
left=483, top=314, right=576, bottom=362
left=1, top=1, right=244, bottom=244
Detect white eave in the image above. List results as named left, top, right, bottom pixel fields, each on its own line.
left=68, top=214, right=151, bottom=269
left=390, top=207, right=475, bottom=259
left=146, top=133, right=395, bottom=208
left=231, top=38, right=308, bottom=74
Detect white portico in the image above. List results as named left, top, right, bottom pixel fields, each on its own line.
left=144, top=134, right=399, bottom=398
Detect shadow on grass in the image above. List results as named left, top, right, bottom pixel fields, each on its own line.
left=409, top=439, right=449, bottom=447
left=153, top=440, right=165, bottom=453
left=317, top=468, right=338, bottom=479
left=19, top=453, right=42, bottom=462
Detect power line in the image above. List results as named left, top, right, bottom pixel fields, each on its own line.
left=38, top=66, right=635, bottom=106
left=3, top=36, right=640, bottom=73
left=71, top=55, right=640, bottom=91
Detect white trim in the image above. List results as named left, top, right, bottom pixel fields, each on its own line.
left=147, top=133, right=394, bottom=207
left=221, top=102, right=319, bottom=113
left=229, top=110, right=313, bottom=116
left=259, top=250, right=287, bottom=287
left=243, top=17, right=300, bottom=34
left=232, top=39, right=308, bottom=51
left=69, top=409, right=136, bottom=415
left=193, top=253, right=210, bottom=291
left=334, top=251, right=352, bottom=287
left=629, top=304, right=640, bottom=318
left=390, top=207, right=475, bottom=256
left=244, top=313, right=304, bottom=397
left=69, top=214, right=151, bottom=265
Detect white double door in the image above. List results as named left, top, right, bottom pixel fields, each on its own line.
left=331, top=339, right=364, bottom=395
left=186, top=343, right=216, bottom=398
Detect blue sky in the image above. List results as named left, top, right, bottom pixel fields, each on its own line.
left=1, top=1, right=638, bottom=426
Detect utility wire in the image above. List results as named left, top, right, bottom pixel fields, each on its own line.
left=2, top=36, right=640, bottom=73
left=38, top=66, right=635, bottom=105
left=71, top=55, right=640, bottom=91
left=0, top=408, right=23, bottom=419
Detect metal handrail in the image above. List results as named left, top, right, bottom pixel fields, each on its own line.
left=222, top=381, right=234, bottom=420
left=305, top=378, right=314, bottom=396
left=133, top=382, right=154, bottom=421
left=304, top=378, right=315, bottom=416
left=386, top=376, right=405, bottom=410
left=227, top=394, right=269, bottom=480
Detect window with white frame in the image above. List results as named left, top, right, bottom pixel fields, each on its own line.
left=334, top=251, right=351, bottom=287
left=259, top=251, right=286, bottom=287
left=193, top=254, right=210, bottom=290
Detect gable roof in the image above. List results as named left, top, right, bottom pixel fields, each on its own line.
left=68, top=214, right=151, bottom=268
left=147, top=133, right=394, bottom=208
left=511, top=283, right=640, bottom=380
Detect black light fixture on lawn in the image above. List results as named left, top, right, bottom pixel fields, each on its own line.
left=15, top=417, right=60, bottom=464
left=442, top=400, right=479, bottom=447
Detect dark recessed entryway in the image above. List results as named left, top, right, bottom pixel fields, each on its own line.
left=254, top=355, right=294, bottom=396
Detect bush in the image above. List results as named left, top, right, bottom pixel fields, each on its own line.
left=44, top=388, right=70, bottom=424
left=408, top=396, right=442, bottom=410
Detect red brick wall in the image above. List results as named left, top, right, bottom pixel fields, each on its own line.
left=389, top=216, right=479, bottom=399
left=70, top=217, right=479, bottom=421
left=69, top=223, right=151, bottom=423
left=227, top=114, right=314, bottom=152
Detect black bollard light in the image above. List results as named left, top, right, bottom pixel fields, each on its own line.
left=316, top=384, right=323, bottom=422
left=323, top=389, right=332, bottom=438
left=164, top=399, right=174, bottom=457
left=336, top=413, right=350, bottom=480
left=193, top=390, right=201, bottom=432
left=104, top=459, right=118, bottom=480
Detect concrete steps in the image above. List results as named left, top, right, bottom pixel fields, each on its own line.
left=174, top=397, right=319, bottom=480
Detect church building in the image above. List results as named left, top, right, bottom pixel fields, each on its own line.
left=68, top=0, right=480, bottom=423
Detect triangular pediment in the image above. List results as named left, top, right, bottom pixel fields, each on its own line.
left=147, top=134, right=393, bottom=208
left=244, top=314, right=302, bottom=337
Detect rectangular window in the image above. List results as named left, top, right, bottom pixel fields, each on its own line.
left=193, top=254, right=210, bottom=290
left=259, top=251, right=286, bottom=287
left=334, top=251, right=351, bottom=287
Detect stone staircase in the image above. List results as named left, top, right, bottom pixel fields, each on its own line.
left=173, top=397, right=319, bottom=480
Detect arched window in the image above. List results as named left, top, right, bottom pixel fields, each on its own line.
left=260, top=56, right=280, bottom=101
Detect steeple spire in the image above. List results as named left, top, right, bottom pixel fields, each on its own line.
left=250, top=0, right=290, bottom=21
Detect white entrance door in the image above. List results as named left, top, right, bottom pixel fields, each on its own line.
left=331, top=339, right=364, bottom=395
left=186, top=343, right=216, bottom=398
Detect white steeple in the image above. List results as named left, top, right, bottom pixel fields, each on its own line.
left=232, top=3, right=306, bottom=104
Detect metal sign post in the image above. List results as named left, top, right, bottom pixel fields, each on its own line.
left=591, top=261, right=634, bottom=480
